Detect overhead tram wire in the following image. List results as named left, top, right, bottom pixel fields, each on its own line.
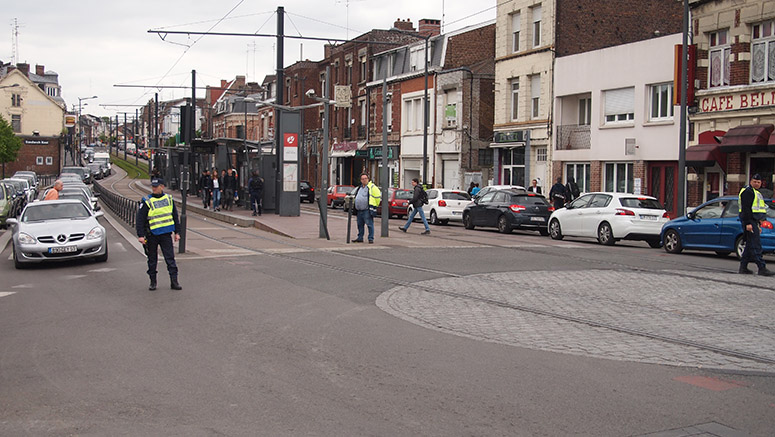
left=153, top=10, right=275, bottom=31
left=286, top=11, right=365, bottom=35
left=444, top=0, right=508, bottom=28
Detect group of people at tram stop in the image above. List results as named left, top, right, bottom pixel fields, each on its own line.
left=196, top=168, right=242, bottom=212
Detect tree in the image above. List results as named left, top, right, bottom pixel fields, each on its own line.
left=0, top=115, right=22, bottom=178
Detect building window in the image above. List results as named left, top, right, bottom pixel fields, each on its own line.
left=11, top=114, right=20, bottom=132
left=360, top=56, right=367, bottom=82
left=578, top=97, right=591, bottom=125
left=566, top=163, right=591, bottom=193
left=752, top=20, right=775, bottom=83
left=444, top=89, right=458, bottom=128
left=387, top=99, right=393, bottom=131
left=510, top=79, right=520, bottom=121
left=604, top=87, right=635, bottom=124
left=346, top=62, right=353, bottom=84
left=359, top=99, right=367, bottom=126
left=649, top=83, right=674, bottom=120
left=387, top=53, right=396, bottom=76
left=532, top=5, right=542, bottom=48
left=410, top=46, right=426, bottom=71
left=709, top=29, right=730, bottom=87
left=478, top=148, right=493, bottom=166
left=511, top=12, right=521, bottom=53
left=403, top=97, right=425, bottom=133
left=536, top=147, right=547, bottom=162
left=605, top=162, right=634, bottom=193
left=36, top=156, right=43, bottom=165
left=502, top=147, right=526, bottom=185
left=530, top=75, right=541, bottom=119
left=46, top=156, right=53, bottom=165
left=11, top=93, right=21, bottom=107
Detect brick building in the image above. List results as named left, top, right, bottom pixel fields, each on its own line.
left=686, top=0, right=775, bottom=207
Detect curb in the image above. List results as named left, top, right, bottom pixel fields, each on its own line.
left=0, top=230, right=11, bottom=253
left=100, top=208, right=145, bottom=255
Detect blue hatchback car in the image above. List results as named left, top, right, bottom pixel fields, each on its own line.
left=661, top=196, right=775, bottom=258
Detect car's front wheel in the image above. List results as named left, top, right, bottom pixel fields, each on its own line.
left=463, top=213, right=475, bottom=230
left=430, top=210, right=439, bottom=225
left=597, top=222, right=615, bottom=246
left=663, top=229, right=683, bottom=254
left=549, top=219, right=563, bottom=240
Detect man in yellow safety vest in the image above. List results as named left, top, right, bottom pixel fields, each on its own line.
left=136, top=177, right=182, bottom=289
left=738, top=173, right=774, bottom=276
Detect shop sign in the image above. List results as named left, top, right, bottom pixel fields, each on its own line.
left=494, top=131, right=526, bottom=144
left=699, top=90, right=775, bottom=113
left=24, top=139, right=50, bottom=145
left=368, top=146, right=398, bottom=160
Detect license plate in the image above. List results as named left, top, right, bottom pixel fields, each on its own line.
left=530, top=217, right=545, bottom=222
left=639, top=215, right=658, bottom=220
left=49, top=246, right=77, bottom=254
left=452, top=211, right=461, bottom=215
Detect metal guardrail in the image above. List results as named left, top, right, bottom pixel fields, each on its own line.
left=92, top=181, right=140, bottom=228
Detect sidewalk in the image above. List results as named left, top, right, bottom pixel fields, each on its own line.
left=131, top=180, right=397, bottom=242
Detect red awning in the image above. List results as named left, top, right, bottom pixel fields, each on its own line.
left=686, top=144, right=726, bottom=172
left=718, top=124, right=775, bottom=152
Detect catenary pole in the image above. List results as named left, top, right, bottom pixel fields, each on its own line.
left=275, top=6, right=285, bottom=213
left=381, top=77, right=389, bottom=238
left=677, top=0, right=689, bottom=216
left=319, top=66, right=330, bottom=238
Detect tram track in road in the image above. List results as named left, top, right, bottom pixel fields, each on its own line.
left=102, top=177, right=775, bottom=368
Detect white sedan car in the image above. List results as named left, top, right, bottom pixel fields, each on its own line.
left=547, top=192, right=668, bottom=247
left=408, top=189, right=472, bottom=225
left=7, top=199, right=108, bottom=268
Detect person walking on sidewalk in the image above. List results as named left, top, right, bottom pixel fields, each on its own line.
left=199, top=170, right=212, bottom=209
left=211, top=171, right=222, bottom=211
left=739, top=173, right=775, bottom=276
left=549, top=177, right=568, bottom=210
left=399, top=178, right=430, bottom=235
left=248, top=170, right=264, bottom=216
left=136, top=177, right=182, bottom=290
left=223, top=169, right=236, bottom=211
left=353, top=173, right=381, bottom=244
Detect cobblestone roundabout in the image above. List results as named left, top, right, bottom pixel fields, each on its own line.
left=376, top=270, right=775, bottom=373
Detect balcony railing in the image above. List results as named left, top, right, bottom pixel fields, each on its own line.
left=556, top=124, right=591, bottom=150
left=357, top=125, right=366, bottom=139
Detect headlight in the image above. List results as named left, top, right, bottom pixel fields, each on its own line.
left=18, top=233, right=36, bottom=244
left=86, top=227, right=104, bottom=240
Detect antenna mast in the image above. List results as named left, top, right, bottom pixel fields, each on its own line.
left=11, top=18, right=20, bottom=64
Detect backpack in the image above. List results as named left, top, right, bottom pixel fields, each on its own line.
left=420, top=188, right=428, bottom=205
left=249, top=177, right=263, bottom=193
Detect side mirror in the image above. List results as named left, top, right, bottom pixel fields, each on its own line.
left=93, top=192, right=101, bottom=198
left=94, top=205, right=101, bottom=212
left=6, top=218, right=18, bottom=226
left=687, top=212, right=696, bottom=220
left=94, top=211, right=104, bottom=218
left=565, top=204, right=573, bottom=210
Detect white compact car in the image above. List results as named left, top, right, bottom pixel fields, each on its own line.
left=7, top=199, right=108, bottom=268
left=547, top=192, right=668, bottom=247
left=407, top=189, right=472, bottom=225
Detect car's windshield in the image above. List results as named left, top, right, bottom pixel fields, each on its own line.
left=336, top=186, right=352, bottom=193
left=3, top=180, right=23, bottom=191
left=395, top=190, right=413, bottom=200
left=620, top=197, right=663, bottom=209
left=512, top=195, right=549, bottom=205
left=22, top=203, right=91, bottom=222
left=62, top=167, right=85, bottom=177
left=443, top=191, right=471, bottom=200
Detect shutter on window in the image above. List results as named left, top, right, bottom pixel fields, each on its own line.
left=604, top=88, right=634, bottom=116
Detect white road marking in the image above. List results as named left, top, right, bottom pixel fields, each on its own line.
left=7, top=254, right=12, bottom=261
left=205, top=248, right=254, bottom=254
left=88, top=268, right=116, bottom=273
left=63, top=275, right=87, bottom=280
left=112, top=242, right=127, bottom=252
left=11, top=284, right=34, bottom=289
left=0, top=292, right=17, bottom=298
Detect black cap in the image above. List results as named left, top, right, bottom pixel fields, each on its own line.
left=151, top=177, right=165, bottom=187
left=752, top=173, right=763, bottom=181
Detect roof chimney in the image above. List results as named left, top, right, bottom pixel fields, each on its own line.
left=419, top=19, right=441, bottom=37
left=35, top=64, right=45, bottom=76
left=221, top=80, right=228, bottom=88
left=17, top=62, right=30, bottom=77
left=393, top=18, right=415, bottom=32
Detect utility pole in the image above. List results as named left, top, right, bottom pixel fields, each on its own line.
left=123, top=113, right=127, bottom=161
left=677, top=0, right=689, bottom=216
left=275, top=6, right=285, bottom=213
left=179, top=69, right=194, bottom=254
left=135, top=108, right=139, bottom=167
left=381, top=77, right=389, bottom=238
left=319, top=66, right=330, bottom=238
left=422, top=36, right=429, bottom=186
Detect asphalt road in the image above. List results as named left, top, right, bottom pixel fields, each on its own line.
left=1, top=212, right=774, bottom=436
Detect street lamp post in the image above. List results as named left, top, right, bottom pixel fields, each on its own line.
left=77, top=95, right=97, bottom=163
left=239, top=96, right=257, bottom=210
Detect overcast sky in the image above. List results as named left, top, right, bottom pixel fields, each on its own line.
left=3, top=1, right=496, bottom=117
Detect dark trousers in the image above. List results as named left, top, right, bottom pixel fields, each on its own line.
left=356, top=209, right=374, bottom=242
left=250, top=191, right=262, bottom=214
left=146, top=233, right=178, bottom=278
left=223, top=189, right=234, bottom=209
left=202, top=189, right=211, bottom=208
left=741, top=223, right=766, bottom=269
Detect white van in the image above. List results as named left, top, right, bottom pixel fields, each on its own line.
left=93, top=152, right=112, bottom=175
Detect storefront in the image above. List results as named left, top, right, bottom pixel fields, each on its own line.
left=490, top=130, right=528, bottom=187
left=360, top=145, right=399, bottom=187
left=330, top=141, right=366, bottom=186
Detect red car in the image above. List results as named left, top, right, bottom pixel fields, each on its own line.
left=327, top=185, right=355, bottom=208
left=377, top=188, right=413, bottom=219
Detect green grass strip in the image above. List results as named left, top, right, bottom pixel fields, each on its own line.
left=110, top=153, right=149, bottom=180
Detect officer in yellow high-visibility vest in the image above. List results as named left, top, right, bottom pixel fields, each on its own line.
left=738, top=173, right=774, bottom=276
left=136, top=177, right=182, bottom=290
